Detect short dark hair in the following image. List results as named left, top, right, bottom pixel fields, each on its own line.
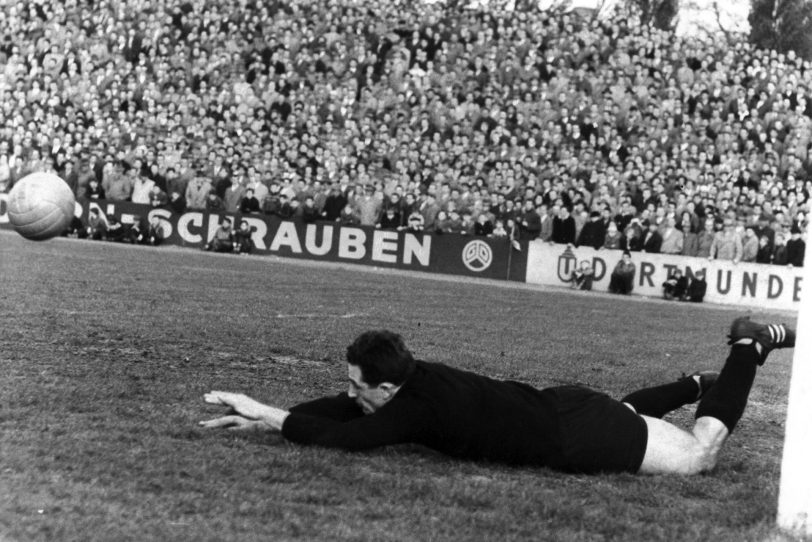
left=346, top=330, right=416, bottom=386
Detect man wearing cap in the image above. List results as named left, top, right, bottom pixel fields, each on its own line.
left=186, top=177, right=213, bottom=211
left=201, top=319, right=796, bottom=476
left=753, top=213, right=775, bottom=249
left=570, top=209, right=598, bottom=249
left=785, top=225, right=806, bottom=266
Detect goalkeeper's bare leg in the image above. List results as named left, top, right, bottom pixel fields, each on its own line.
left=622, top=317, right=795, bottom=475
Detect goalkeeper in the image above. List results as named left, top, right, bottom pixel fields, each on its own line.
left=200, top=317, right=794, bottom=474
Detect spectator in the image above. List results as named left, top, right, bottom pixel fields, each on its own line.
left=64, top=215, right=88, bottom=239
left=383, top=194, right=404, bottom=223
left=106, top=165, right=133, bottom=202
left=570, top=260, right=594, bottom=291
left=474, top=213, right=494, bottom=236
left=168, top=191, right=187, bottom=214
left=85, top=178, right=105, bottom=201
left=245, top=169, right=269, bottom=204
left=165, top=168, right=187, bottom=202
left=206, top=193, right=225, bottom=212
left=694, top=218, right=716, bottom=258
left=663, top=269, right=689, bottom=300
left=786, top=225, right=806, bottom=266
left=205, top=218, right=235, bottom=253
left=773, top=233, right=790, bottom=265
left=224, top=178, right=246, bottom=214
left=87, top=208, right=108, bottom=240
left=459, top=212, right=476, bottom=235
left=187, top=177, right=213, bottom=211
left=149, top=185, right=168, bottom=208
left=356, top=186, right=382, bottom=227
left=603, top=222, right=626, bottom=250
left=144, top=216, right=165, bottom=246
left=753, top=214, right=775, bottom=250
left=289, top=199, right=302, bottom=220
left=262, top=186, right=283, bottom=217
left=624, top=219, right=644, bottom=252
left=756, top=235, right=774, bottom=264
left=378, top=206, right=401, bottom=230
left=660, top=216, right=684, bottom=255
left=234, top=221, right=255, bottom=255
left=0, top=154, right=10, bottom=193
left=445, top=211, right=465, bottom=234
left=300, top=197, right=322, bottom=224
left=340, top=203, right=360, bottom=226
left=239, top=188, right=261, bottom=214
left=552, top=206, right=576, bottom=245
left=419, top=194, right=441, bottom=231
left=614, top=201, right=636, bottom=233
left=685, top=270, right=708, bottom=303
left=491, top=219, right=508, bottom=239
left=104, top=214, right=127, bottom=242
left=609, top=251, right=636, bottom=295
left=642, top=222, right=663, bottom=254
left=577, top=211, right=605, bottom=250
left=131, top=171, right=155, bottom=205
left=277, top=195, right=295, bottom=220
left=125, top=216, right=146, bottom=245
left=741, top=227, right=759, bottom=263
left=323, top=185, right=348, bottom=221
left=518, top=200, right=541, bottom=240
left=406, top=212, right=425, bottom=232
left=710, top=219, right=743, bottom=263
left=680, top=213, right=699, bottom=257
left=185, top=177, right=212, bottom=210
left=538, top=204, right=554, bottom=242
left=402, top=194, right=420, bottom=224
left=572, top=202, right=589, bottom=242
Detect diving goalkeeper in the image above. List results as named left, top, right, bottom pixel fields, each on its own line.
left=200, top=317, right=794, bottom=474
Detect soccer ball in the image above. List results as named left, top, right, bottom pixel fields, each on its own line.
left=7, top=172, right=76, bottom=241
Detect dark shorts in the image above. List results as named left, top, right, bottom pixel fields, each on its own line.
left=550, top=385, right=648, bottom=474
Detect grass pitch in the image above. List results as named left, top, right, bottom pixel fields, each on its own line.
left=0, top=231, right=801, bottom=541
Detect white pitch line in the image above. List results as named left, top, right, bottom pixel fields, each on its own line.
left=274, top=313, right=368, bottom=319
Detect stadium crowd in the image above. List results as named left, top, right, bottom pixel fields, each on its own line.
left=0, top=0, right=809, bottom=265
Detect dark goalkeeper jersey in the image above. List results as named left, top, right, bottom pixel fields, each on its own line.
left=282, top=360, right=572, bottom=468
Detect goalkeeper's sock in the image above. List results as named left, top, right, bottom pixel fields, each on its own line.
left=621, top=378, right=700, bottom=419
left=694, top=344, right=758, bottom=433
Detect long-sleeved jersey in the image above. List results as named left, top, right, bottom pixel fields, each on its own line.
left=283, top=360, right=643, bottom=470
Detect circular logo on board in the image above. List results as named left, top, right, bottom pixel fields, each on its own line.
left=461, top=240, right=493, bottom=272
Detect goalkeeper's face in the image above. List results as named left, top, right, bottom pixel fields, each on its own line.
left=347, top=364, right=397, bottom=414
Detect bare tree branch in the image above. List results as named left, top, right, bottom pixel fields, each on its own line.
left=711, top=0, right=736, bottom=45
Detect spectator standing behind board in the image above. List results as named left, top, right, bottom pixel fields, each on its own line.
left=552, top=206, right=576, bottom=245
left=710, top=219, right=743, bottom=263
